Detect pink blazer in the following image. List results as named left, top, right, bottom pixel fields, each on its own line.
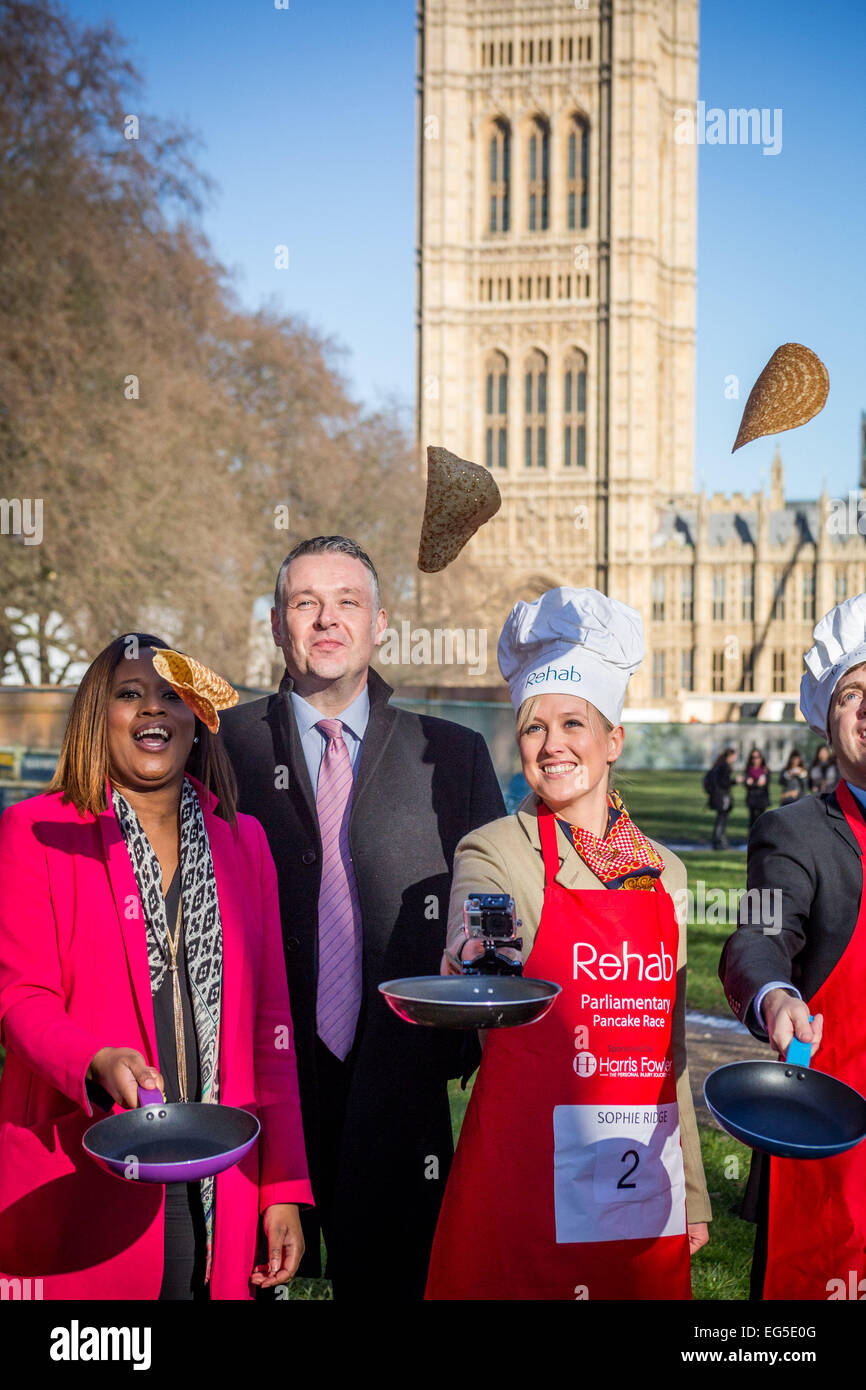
left=0, top=775, right=313, bottom=1300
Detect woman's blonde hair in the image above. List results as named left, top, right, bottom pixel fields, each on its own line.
left=47, top=632, right=238, bottom=829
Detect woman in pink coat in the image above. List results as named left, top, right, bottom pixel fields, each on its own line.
left=0, top=633, right=313, bottom=1299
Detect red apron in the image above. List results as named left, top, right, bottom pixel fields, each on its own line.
left=425, top=804, right=692, bottom=1300
left=763, top=778, right=866, bottom=1301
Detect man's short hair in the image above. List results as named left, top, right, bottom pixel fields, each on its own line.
left=274, top=536, right=381, bottom=614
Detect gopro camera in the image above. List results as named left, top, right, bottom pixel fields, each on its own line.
left=461, top=893, right=524, bottom=976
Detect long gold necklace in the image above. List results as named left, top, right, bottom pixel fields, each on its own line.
left=165, top=894, right=188, bottom=1104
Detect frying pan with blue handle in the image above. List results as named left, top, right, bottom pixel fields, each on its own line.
left=704, top=1021, right=866, bottom=1160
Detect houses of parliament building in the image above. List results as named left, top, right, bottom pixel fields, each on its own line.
left=414, top=0, right=866, bottom=721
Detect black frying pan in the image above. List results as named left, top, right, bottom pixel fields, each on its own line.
left=83, top=1087, right=260, bottom=1183
left=704, top=1032, right=866, bottom=1160
left=379, top=975, right=561, bottom=1029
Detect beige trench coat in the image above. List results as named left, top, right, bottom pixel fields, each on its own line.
left=445, top=792, right=712, bottom=1226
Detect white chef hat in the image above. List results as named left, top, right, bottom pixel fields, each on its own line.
left=497, top=587, right=645, bottom=724
left=801, top=593, right=866, bottom=736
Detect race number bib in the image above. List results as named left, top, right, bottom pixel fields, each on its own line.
left=552, top=1103, right=687, bottom=1244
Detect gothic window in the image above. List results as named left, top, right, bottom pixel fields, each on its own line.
left=488, top=119, right=511, bottom=233
left=712, top=651, right=725, bottom=692
left=772, top=650, right=786, bottom=693
left=741, top=570, right=754, bottom=621
left=484, top=351, right=508, bottom=470
left=652, top=651, right=665, bottom=699
left=524, top=350, right=548, bottom=468
left=802, top=571, right=816, bottom=622
left=681, top=570, right=694, bottom=621
left=528, top=118, right=550, bottom=232
left=651, top=573, right=665, bottom=622
left=563, top=348, right=587, bottom=467
left=741, top=647, right=755, bottom=692
left=681, top=649, right=694, bottom=692
left=567, top=116, right=589, bottom=231
left=712, top=571, right=725, bottom=622
left=836, top=569, right=849, bottom=603
left=772, top=570, right=786, bottom=621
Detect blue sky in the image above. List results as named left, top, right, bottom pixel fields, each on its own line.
left=62, top=0, right=866, bottom=500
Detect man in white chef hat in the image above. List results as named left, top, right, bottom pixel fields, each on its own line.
left=720, top=592, right=866, bottom=1300
left=428, top=587, right=711, bottom=1302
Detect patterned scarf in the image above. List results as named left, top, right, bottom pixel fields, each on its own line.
left=111, top=775, right=223, bottom=1280
left=556, top=787, right=665, bottom=890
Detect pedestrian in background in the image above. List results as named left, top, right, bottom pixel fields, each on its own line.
left=744, top=747, right=770, bottom=829
left=705, top=747, right=738, bottom=850
left=809, top=743, right=839, bottom=795
left=779, top=749, right=809, bottom=805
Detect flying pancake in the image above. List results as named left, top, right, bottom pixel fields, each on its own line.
left=151, top=648, right=239, bottom=734
left=418, top=446, right=502, bottom=572
left=732, top=343, right=829, bottom=453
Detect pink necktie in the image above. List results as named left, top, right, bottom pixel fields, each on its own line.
left=314, top=718, right=363, bottom=1060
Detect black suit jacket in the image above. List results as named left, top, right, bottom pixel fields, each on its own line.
left=719, top=787, right=864, bottom=1248
left=720, top=789, right=863, bottom=1036
left=219, top=665, right=505, bottom=1293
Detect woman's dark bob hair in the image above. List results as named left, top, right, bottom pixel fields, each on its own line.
left=47, top=632, right=238, bottom=829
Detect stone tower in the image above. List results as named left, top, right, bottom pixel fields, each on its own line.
left=415, top=0, right=699, bottom=702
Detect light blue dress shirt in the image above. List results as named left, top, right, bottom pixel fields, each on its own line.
left=290, top=684, right=370, bottom=797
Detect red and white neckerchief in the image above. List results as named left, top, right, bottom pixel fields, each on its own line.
left=555, top=787, right=665, bottom=890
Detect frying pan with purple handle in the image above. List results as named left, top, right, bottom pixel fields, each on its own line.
left=82, top=1087, right=260, bottom=1183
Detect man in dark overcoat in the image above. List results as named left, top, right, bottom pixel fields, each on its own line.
left=220, top=535, right=504, bottom=1299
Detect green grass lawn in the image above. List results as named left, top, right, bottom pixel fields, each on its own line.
left=680, top=850, right=747, bottom=1014
left=614, top=767, right=753, bottom=847
left=690, top=1127, right=754, bottom=1300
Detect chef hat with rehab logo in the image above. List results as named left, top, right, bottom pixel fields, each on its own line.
left=800, top=593, right=866, bottom=737
left=497, top=587, right=645, bottom=725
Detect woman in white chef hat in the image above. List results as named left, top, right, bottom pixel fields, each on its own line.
left=721, top=592, right=866, bottom=1300
left=425, top=587, right=710, bottom=1301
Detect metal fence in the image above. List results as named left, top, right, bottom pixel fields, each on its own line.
left=0, top=703, right=824, bottom=814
